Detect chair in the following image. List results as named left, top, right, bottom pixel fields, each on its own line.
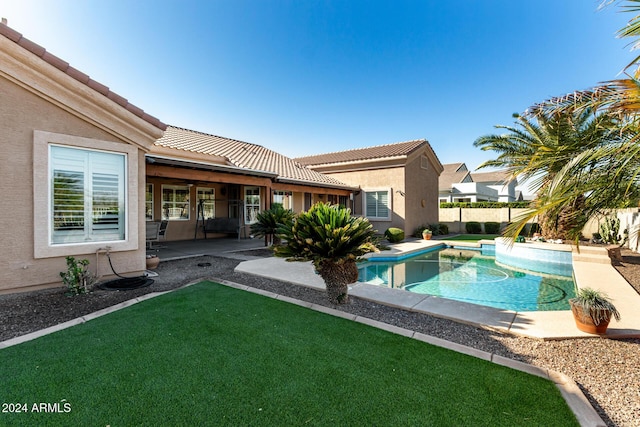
left=146, top=221, right=161, bottom=249
left=158, top=220, right=169, bottom=242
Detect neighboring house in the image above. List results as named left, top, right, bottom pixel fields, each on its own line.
left=471, top=170, right=517, bottom=202
left=296, top=140, right=444, bottom=236
left=148, top=126, right=355, bottom=241
left=0, top=21, right=166, bottom=294
left=439, top=163, right=516, bottom=203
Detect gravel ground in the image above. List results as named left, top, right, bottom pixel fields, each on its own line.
left=1, top=248, right=639, bottom=426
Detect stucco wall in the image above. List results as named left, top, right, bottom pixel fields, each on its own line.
left=325, top=166, right=406, bottom=234
left=0, top=78, right=147, bottom=293
left=404, top=154, right=439, bottom=235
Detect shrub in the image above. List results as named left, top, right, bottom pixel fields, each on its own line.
left=274, top=202, right=378, bottom=304
left=250, top=204, right=295, bottom=245
left=427, top=224, right=440, bottom=236
left=466, top=221, right=482, bottom=234
left=438, top=223, right=449, bottom=235
left=484, top=222, right=500, bottom=234
left=384, top=227, right=405, bottom=243
left=60, top=256, right=95, bottom=296
left=413, top=225, right=429, bottom=238
left=440, top=201, right=531, bottom=208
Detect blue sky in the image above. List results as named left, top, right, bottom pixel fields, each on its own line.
left=2, top=0, right=634, bottom=170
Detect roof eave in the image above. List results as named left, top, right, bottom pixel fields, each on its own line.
left=275, top=177, right=358, bottom=191
left=146, top=154, right=279, bottom=178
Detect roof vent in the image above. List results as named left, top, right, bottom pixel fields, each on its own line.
left=1, top=18, right=7, bottom=25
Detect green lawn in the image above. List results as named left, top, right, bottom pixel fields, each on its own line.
left=443, top=234, right=500, bottom=241
left=0, top=282, right=578, bottom=426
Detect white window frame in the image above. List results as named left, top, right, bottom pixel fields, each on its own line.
left=196, top=187, right=216, bottom=219
left=272, top=190, right=292, bottom=210
left=363, top=188, right=392, bottom=221
left=33, top=131, right=138, bottom=258
left=162, top=185, right=190, bottom=221
left=146, top=184, right=154, bottom=221
left=244, top=186, right=261, bottom=225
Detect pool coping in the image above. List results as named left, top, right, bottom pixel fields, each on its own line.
left=234, top=239, right=640, bottom=340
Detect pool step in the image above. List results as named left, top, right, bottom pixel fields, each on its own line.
left=571, top=245, right=616, bottom=265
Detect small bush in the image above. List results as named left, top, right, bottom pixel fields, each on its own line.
left=440, top=201, right=531, bottom=208
left=384, top=227, right=405, bottom=243
left=484, top=222, right=500, bottom=234
left=427, top=224, right=440, bottom=236
left=413, top=225, right=429, bottom=238
left=60, top=256, right=95, bottom=296
left=438, top=223, right=449, bottom=235
left=466, top=221, right=482, bottom=234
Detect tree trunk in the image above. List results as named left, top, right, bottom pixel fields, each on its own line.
left=539, top=195, right=585, bottom=241
left=317, top=259, right=359, bottom=305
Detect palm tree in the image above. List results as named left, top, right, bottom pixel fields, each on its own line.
left=505, top=0, right=640, bottom=241
left=474, top=108, right=623, bottom=239
left=529, top=1, right=640, bottom=117
left=250, top=204, right=295, bottom=246
left=274, top=202, right=378, bottom=304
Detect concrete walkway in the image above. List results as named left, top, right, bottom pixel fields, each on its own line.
left=148, top=236, right=266, bottom=261
left=234, top=239, right=640, bottom=340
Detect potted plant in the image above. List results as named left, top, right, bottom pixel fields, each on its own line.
left=569, top=287, right=621, bottom=334
left=422, top=228, right=433, bottom=240
left=146, top=254, right=160, bottom=270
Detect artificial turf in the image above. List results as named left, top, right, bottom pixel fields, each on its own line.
left=0, top=281, right=578, bottom=426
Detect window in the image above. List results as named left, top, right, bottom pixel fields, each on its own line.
left=162, top=185, right=190, bottom=220
left=244, top=186, right=260, bottom=224
left=364, top=189, right=391, bottom=220
left=145, top=184, right=153, bottom=221
left=34, top=131, right=138, bottom=258
left=50, top=145, right=126, bottom=245
left=272, top=191, right=292, bottom=210
left=196, top=187, right=215, bottom=219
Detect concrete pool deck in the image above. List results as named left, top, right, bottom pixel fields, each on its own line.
left=235, top=239, right=640, bottom=340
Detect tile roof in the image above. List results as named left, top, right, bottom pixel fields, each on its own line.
left=471, top=170, right=512, bottom=184
left=155, top=126, right=352, bottom=188
left=439, top=163, right=472, bottom=190
left=0, top=20, right=166, bottom=131
left=295, top=139, right=437, bottom=166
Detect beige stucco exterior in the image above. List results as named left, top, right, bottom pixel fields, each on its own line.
left=307, top=148, right=442, bottom=236
left=0, top=34, right=163, bottom=294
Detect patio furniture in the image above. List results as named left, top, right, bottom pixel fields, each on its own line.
left=146, top=221, right=160, bottom=249
left=147, top=220, right=169, bottom=249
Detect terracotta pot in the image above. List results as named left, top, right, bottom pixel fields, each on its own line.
left=146, top=256, right=160, bottom=270
left=569, top=299, right=611, bottom=334
left=422, top=233, right=432, bottom=240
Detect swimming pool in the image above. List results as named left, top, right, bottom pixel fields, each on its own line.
left=358, top=247, right=576, bottom=312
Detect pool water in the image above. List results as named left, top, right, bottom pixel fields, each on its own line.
left=358, top=247, right=576, bottom=312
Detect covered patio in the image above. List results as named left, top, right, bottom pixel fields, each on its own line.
left=147, top=237, right=266, bottom=261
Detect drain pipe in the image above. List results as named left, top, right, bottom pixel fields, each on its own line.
left=95, top=246, right=111, bottom=281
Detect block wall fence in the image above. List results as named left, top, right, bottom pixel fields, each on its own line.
left=438, top=207, right=640, bottom=250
